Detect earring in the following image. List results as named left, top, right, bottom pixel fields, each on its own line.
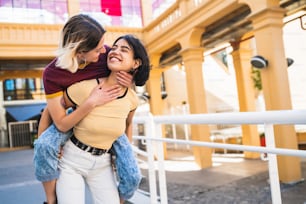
left=79, top=58, right=88, bottom=69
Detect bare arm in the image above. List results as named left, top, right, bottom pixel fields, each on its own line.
left=37, top=108, right=53, bottom=136
left=125, top=109, right=136, bottom=143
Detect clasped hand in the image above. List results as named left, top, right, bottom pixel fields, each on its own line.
left=88, top=82, right=122, bottom=107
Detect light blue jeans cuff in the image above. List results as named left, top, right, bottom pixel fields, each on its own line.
left=112, top=134, right=142, bottom=200
left=33, top=124, right=72, bottom=182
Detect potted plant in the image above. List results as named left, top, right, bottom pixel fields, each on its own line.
left=251, top=67, right=262, bottom=97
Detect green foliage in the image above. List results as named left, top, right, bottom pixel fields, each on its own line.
left=251, top=68, right=262, bottom=91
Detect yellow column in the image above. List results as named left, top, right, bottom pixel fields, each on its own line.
left=179, top=47, right=212, bottom=168
left=231, top=39, right=260, bottom=159
left=67, top=0, right=80, bottom=17
left=146, top=54, right=168, bottom=158
left=146, top=54, right=165, bottom=115
left=250, top=8, right=301, bottom=183
left=146, top=69, right=165, bottom=114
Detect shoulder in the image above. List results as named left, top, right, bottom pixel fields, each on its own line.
left=43, top=58, right=72, bottom=95
left=43, top=59, right=57, bottom=74
left=43, top=58, right=71, bottom=85
left=43, top=58, right=70, bottom=77
left=128, top=88, right=137, bottom=97
left=43, top=59, right=59, bottom=86
left=127, top=88, right=138, bottom=109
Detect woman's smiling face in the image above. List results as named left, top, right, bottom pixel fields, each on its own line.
left=107, top=38, right=140, bottom=72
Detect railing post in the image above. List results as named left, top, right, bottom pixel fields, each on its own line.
left=264, top=124, right=282, bottom=204
left=155, top=123, right=168, bottom=204
left=145, top=114, right=158, bottom=204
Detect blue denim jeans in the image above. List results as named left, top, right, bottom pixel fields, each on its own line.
left=33, top=124, right=72, bottom=182
left=33, top=124, right=141, bottom=200
left=111, top=134, right=142, bottom=200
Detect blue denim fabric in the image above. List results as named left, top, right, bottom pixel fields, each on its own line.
left=33, top=124, right=72, bottom=182
left=112, top=134, right=142, bottom=200
left=33, top=124, right=141, bottom=200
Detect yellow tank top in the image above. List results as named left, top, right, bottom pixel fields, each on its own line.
left=66, top=78, right=138, bottom=149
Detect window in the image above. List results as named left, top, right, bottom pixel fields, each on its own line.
left=3, top=78, right=44, bottom=101
left=0, top=0, right=68, bottom=24
left=80, top=0, right=142, bottom=27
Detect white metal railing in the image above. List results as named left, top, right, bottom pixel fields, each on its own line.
left=132, top=110, right=306, bottom=204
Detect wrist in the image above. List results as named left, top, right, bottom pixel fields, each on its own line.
left=84, top=98, right=96, bottom=109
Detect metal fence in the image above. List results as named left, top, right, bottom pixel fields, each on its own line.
left=132, top=110, right=306, bottom=204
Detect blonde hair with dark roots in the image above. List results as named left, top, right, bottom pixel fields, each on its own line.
left=56, top=14, right=106, bottom=73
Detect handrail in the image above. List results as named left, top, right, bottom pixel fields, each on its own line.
left=133, top=136, right=306, bottom=158
left=132, top=110, right=306, bottom=204
left=150, top=109, right=306, bottom=125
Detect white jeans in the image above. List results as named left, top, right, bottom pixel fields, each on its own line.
left=56, top=139, right=120, bottom=204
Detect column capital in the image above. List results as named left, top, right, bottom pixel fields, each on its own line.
left=230, top=40, right=240, bottom=51
left=179, top=47, right=204, bottom=62
left=178, top=27, right=205, bottom=48
left=249, top=7, right=286, bottom=30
